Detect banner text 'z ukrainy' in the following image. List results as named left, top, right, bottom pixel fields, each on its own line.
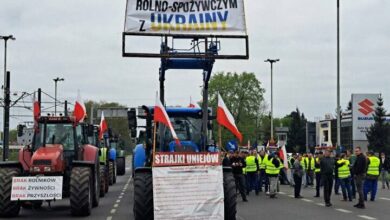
left=135, top=0, right=238, bottom=32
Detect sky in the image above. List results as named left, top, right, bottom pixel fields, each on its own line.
left=0, top=0, right=390, bottom=128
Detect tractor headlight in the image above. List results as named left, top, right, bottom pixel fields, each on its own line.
left=43, top=166, right=52, bottom=172
left=33, top=167, right=41, bottom=172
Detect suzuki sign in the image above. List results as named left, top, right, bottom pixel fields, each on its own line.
left=352, top=94, right=379, bottom=141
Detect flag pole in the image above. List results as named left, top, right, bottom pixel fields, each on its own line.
left=218, top=124, right=222, bottom=151
left=152, top=121, right=157, bottom=166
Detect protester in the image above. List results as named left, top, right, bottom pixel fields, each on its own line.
left=364, top=151, right=380, bottom=201
left=336, top=153, right=353, bottom=201
left=379, top=152, right=390, bottom=189
left=353, top=147, right=367, bottom=209
left=266, top=152, right=281, bottom=198
left=293, top=155, right=304, bottom=198
left=320, top=149, right=334, bottom=207
left=314, top=152, right=322, bottom=197
left=245, top=150, right=259, bottom=195
left=289, top=154, right=297, bottom=186
left=347, top=149, right=357, bottom=199
left=305, top=153, right=315, bottom=186
left=257, top=150, right=269, bottom=192
left=230, top=150, right=248, bottom=202
left=301, top=153, right=307, bottom=186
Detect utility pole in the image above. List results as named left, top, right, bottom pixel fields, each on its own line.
left=53, top=77, right=64, bottom=116
left=264, top=58, right=280, bottom=143
left=1, top=35, right=15, bottom=161
left=336, top=0, right=341, bottom=149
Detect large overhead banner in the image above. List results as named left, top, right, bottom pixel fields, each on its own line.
left=352, top=94, right=380, bottom=141
left=125, top=0, right=247, bottom=35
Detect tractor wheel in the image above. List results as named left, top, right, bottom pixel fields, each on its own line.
left=117, top=157, right=126, bottom=176
left=104, top=166, right=109, bottom=193
left=99, top=166, right=106, bottom=197
left=108, top=161, right=114, bottom=185
left=113, top=162, right=117, bottom=184
left=0, top=168, right=21, bottom=217
left=223, top=170, right=237, bottom=220
left=92, top=163, right=100, bottom=207
left=70, top=167, right=93, bottom=216
left=133, top=171, right=153, bottom=220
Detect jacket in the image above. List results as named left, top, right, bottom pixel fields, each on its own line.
left=230, top=156, right=246, bottom=175
left=320, top=156, right=335, bottom=176
left=353, top=154, right=367, bottom=176
left=380, top=157, right=390, bottom=171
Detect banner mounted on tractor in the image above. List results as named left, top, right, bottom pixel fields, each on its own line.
left=125, top=0, right=247, bottom=36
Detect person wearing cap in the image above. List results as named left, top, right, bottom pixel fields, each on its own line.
left=364, top=151, right=380, bottom=201
left=266, top=152, right=281, bottom=198
left=230, top=150, right=248, bottom=202
left=320, top=149, right=335, bottom=207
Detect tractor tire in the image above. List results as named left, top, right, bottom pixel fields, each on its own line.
left=70, top=167, right=93, bottom=216
left=223, top=171, right=237, bottom=220
left=133, top=171, right=153, bottom=220
left=108, top=161, right=114, bottom=186
left=0, top=168, right=21, bottom=217
left=92, top=163, right=100, bottom=208
left=99, top=166, right=106, bottom=197
left=117, top=157, right=126, bottom=176
left=113, top=162, right=117, bottom=184
left=104, top=167, right=109, bottom=193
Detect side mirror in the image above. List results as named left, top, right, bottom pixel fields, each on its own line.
left=17, top=124, right=25, bottom=137
left=127, top=108, right=137, bottom=130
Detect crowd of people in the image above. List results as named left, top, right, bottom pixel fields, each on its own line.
left=222, top=147, right=390, bottom=209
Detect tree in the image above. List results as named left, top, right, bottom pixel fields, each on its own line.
left=366, top=95, right=390, bottom=154
left=286, top=108, right=307, bottom=153
left=207, top=72, right=266, bottom=146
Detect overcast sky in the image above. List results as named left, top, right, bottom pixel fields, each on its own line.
left=1, top=0, right=390, bottom=127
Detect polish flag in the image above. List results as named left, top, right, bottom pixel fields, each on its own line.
left=73, top=92, right=86, bottom=123
left=217, top=93, right=243, bottom=142
left=32, top=93, right=40, bottom=121
left=154, top=95, right=180, bottom=145
left=99, top=111, right=108, bottom=140
left=279, top=145, right=288, bottom=169
left=188, top=97, right=200, bottom=108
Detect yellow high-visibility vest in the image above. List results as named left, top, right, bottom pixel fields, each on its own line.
left=367, top=156, right=380, bottom=176
left=315, top=158, right=321, bottom=173
left=257, top=154, right=268, bottom=169
left=305, top=157, right=315, bottom=171
left=337, top=159, right=350, bottom=179
left=245, top=156, right=257, bottom=172
left=266, top=158, right=279, bottom=175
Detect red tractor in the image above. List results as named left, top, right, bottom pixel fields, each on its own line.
left=0, top=115, right=101, bottom=217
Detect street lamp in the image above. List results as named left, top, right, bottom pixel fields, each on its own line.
left=0, top=34, right=15, bottom=161
left=264, top=58, right=280, bottom=143
left=336, top=0, right=341, bottom=149
left=53, top=77, right=64, bottom=115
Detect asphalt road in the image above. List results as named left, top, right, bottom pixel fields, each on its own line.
left=13, top=163, right=390, bottom=220
left=15, top=157, right=133, bottom=220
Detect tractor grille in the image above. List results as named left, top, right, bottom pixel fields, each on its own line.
left=33, top=160, right=52, bottom=166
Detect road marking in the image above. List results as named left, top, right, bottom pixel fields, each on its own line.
left=119, top=196, right=123, bottom=199
left=110, top=209, right=116, bottom=214
left=316, top=203, right=325, bottom=206
left=116, top=199, right=121, bottom=203
left=357, top=215, right=376, bottom=220
left=335, top=208, right=352, bottom=213
left=302, top=199, right=314, bottom=203
left=278, top=192, right=286, bottom=195
left=114, top=204, right=119, bottom=208
left=288, top=195, right=294, bottom=198
left=106, top=216, right=112, bottom=220
left=379, top=197, right=390, bottom=201
left=120, top=192, right=124, bottom=195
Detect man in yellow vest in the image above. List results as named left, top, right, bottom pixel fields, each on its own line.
left=364, top=151, right=380, bottom=201
left=257, top=150, right=269, bottom=192
left=336, top=153, right=353, bottom=201
left=266, top=152, right=281, bottom=198
left=245, top=149, right=259, bottom=195
left=305, top=153, right=315, bottom=186
left=301, top=154, right=307, bottom=186
left=314, top=152, right=322, bottom=197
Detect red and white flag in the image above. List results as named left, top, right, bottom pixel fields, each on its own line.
left=99, top=111, right=108, bottom=140
left=73, top=91, right=86, bottom=123
left=188, top=96, right=200, bottom=108
left=279, top=145, right=288, bottom=169
left=32, top=93, right=40, bottom=121
left=154, top=95, right=180, bottom=145
left=217, top=93, right=243, bottom=142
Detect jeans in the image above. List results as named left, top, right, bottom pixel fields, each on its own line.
left=315, top=172, right=321, bottom=196
left=380, top=170, right=389, bottom=189
left=339, top=177, right=352, bottom=201
left=258, top=169, right=269, bottom=191
left=290, top=169, right=295, bottom=185
left=306, top=170, right=314, bottom=185
left=246, top=172, right=259, bottom=193
left=322, top=174, right=333, bottom=204
left=364, top=178, right=378, bottom=201
left=355, top=174, right=365, bottom=205
left=234, top=173, right=247, bottom=200
left=293, top=174, right=302, bottom=197
left=334, top=178, right=340, bottom=194
left=350, top=173, right=356, bottom=198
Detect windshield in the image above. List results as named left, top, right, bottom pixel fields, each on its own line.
left=159, top=116, right=202, bottom=151
left=34, top=123, right=75, bottom=150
